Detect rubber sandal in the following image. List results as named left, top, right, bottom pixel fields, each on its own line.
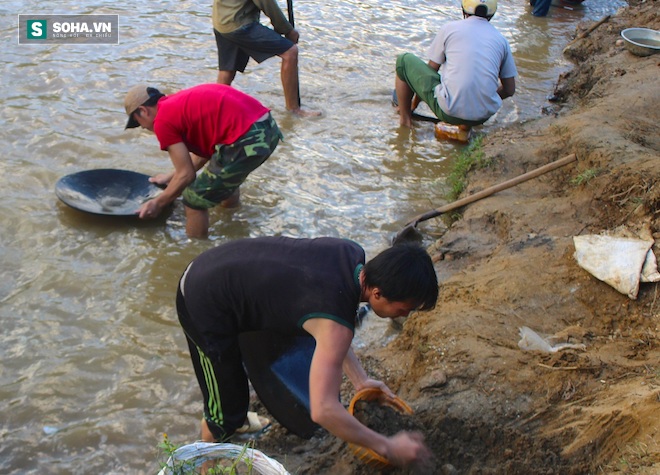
left=235, top=411, right=271, bottom=435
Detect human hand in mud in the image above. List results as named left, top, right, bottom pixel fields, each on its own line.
left=384, top=431, right=432, bottom=468
left=357, top=378, right=396, bottom=399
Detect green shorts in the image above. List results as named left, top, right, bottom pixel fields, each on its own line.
left=395, top=53, right=486, bottom=127
left=182, top=113, right=282, bottom=210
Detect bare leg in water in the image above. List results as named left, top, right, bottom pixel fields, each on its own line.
left=184, top=189, right=240, bottom=239
left=217, top=46, right=321, bottom=118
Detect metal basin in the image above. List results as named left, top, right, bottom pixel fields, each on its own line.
left=55, top=169, right=163, bottom=216
left=621, top=28, right=660, bottom=57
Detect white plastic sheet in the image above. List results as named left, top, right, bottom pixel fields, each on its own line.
left=518, top=326, right=586, bottom=353
left=573, top=229, right=659, bottom=299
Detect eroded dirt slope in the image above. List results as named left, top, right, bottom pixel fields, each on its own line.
left=250, top=3, right=660, bottom=474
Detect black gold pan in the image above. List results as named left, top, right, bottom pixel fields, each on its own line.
left=55, top=169, right=163, bottom=216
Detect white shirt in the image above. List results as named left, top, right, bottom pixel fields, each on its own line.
left=428, top=16, right=517, bottom=121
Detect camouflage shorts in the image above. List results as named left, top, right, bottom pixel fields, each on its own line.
left=182, top=113, right=282, bottom=210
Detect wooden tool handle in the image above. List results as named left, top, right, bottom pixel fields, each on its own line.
left=409, top=153, right=577, bottom=225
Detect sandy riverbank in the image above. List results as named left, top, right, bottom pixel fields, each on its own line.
left=226, top=3, right=659, bottom=473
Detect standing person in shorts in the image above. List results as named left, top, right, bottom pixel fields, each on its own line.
left=123, top=83, right=282, bottom=238
left=213, top=0, right=320, bottom=117
left=394, top=0, right=517, bottom=128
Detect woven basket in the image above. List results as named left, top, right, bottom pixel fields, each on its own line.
left=157, top=442, right=290, bottom=475
left=347, top=388, right=414, bottom=469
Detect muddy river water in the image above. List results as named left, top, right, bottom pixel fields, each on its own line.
left=0, top=0, right=626, bottom=472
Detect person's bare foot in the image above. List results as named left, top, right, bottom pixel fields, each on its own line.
left=290, top=107, right=322, bottom=117
left=393, top=105, right=414, bottom=127
left=200, top=418, right=216, bottom=442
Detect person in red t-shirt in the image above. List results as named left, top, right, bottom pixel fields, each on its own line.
left=123, top=83, right=282, bottom=238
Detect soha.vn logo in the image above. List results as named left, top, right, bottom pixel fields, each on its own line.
left=26, top=19, right=47, bottom=39
left=20, top=15, right=117, bottom=43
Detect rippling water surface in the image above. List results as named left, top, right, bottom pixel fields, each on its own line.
left=0, top=0, right=626, bottom=472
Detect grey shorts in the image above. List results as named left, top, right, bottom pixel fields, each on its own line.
left=214, top=22, right=293, bottom=72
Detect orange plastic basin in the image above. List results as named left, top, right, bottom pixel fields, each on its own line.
left=347, top=388, right=414, bottom=469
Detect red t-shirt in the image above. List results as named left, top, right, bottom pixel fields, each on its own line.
left=153, top=84, right=270, bottom=158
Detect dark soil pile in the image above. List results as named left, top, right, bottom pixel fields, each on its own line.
left=352, top=400, right=423, bottom=436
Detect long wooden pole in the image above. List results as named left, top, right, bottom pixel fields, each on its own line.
left=393, top=153, right=578, bottom=245
left=406, top=153, right=578, bottom=226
